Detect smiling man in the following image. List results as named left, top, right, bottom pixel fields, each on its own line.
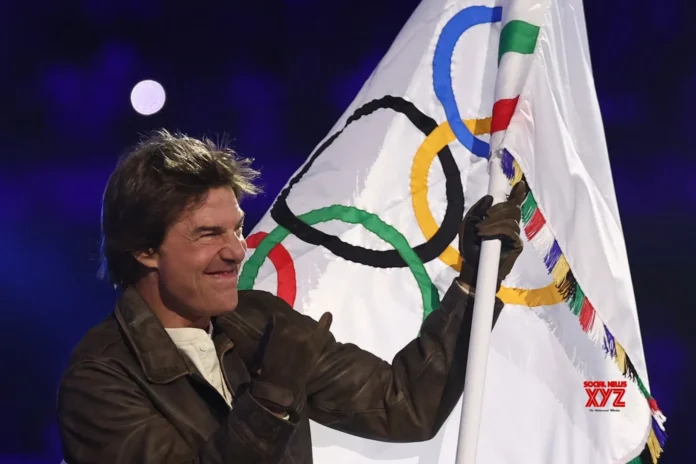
left=56, top=130, right=525, bottom=463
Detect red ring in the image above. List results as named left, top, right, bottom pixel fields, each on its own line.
left=245, top=232, right=297, bottom=307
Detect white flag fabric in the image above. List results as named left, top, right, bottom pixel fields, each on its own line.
left=239, top=0, right=666, bottom=462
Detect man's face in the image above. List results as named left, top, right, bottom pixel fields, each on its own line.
left=149, top=186, right=247, bottom=318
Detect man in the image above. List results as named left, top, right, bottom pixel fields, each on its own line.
left=57, top=130, right=525, bottom=463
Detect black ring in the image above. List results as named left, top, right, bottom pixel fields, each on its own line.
left=270, top=95, right=463, bottom=268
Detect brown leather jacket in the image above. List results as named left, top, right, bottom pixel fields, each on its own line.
left=57, top=280, right=502, bottom=463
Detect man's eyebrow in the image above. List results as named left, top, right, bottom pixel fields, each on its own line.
left=191, top=213, right=244, bottom=235
left=192, top=225, right=226, bottom=235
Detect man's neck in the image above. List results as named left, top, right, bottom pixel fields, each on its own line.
left=134, top=276, right=210, bottom=329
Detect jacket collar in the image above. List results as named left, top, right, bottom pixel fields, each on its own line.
left=114, top=286, right=235, bottom=384
left=114, top=287, right=190, bottom=383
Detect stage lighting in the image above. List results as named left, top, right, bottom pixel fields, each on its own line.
left=130, top=79, right=166, bottom=116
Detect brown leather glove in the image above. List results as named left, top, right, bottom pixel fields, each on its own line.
left=458, top=181, right=526, bottom=290
left=248, top=312, right=333, bottom=418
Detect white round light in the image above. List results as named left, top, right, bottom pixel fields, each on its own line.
left=130, top=80, right=166, bottom=116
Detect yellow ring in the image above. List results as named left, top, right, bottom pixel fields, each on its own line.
left=410, top=118, right=563, bottom=307
left=497, top=283, right=564, bottom=307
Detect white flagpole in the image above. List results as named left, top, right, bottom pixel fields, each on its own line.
left=455, top=150, right=510, bottom=464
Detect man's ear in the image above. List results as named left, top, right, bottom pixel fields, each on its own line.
left=133, top=249, right=159, bottom=269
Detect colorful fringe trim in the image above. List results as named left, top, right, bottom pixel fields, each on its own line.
left=500, top=149, right=667, bottom=464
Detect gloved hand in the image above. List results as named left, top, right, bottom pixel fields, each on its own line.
left=457, top=181, right=526, bottom=291
left=248, top=311, right=333, bottom=419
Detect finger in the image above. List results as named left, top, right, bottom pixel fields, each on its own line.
left=478, top=216, right=520, bottom=234
left=478, top=232, right=522, bottom=253
left=479, top=207, right=520, bottom=227
left=477, top=218, right=521, bottom=239
left=459, top=214, right=480, bottom=240
left=511, top=232, right=523, bottom=252
left=508, top=181, right=527, bottom=207
left=501, top=232, right=523, bottom=262
left=504, top=231, right=523, bottom=252
left=316, top=312, right=333, bottom=331
left=459, top=212, right=482, bottom=251
left=309, top=312, right=333, bottom=349
left=466, top=195, right=493, bottom=221
left=481, top=202, right=520, bottom=220
left=479, top=203, right=521, bottom=224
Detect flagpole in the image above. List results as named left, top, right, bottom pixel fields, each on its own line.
left=455, top=151, right=509, bottom=464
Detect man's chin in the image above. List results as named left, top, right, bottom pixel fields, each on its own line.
left=205, top=289, right=239, bottom=316
left=209, top=298, right=238, bottom=316
left=212, top=305, right=237, bottom=316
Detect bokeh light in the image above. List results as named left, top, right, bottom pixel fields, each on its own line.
left=130, top=79, right=166, bottom=115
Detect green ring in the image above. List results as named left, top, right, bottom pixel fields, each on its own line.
left=239, top=205, right=440, bottom=319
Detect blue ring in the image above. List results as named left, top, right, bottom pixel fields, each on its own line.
left=433, top=5, right=502, bottom=158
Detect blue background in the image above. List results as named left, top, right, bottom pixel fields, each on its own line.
left=1, top=1, right=692, bottom=462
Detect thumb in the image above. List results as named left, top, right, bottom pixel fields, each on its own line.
left=508, top=181, right=527, bottom=208
left=316, top=312, right=333, bottom=333
left=309, top=312, right=333, bottom=348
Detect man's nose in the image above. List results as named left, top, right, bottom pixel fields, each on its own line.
left=220, top=233, right=247, bottom=261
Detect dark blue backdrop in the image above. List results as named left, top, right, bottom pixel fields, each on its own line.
left=1, top=1, right=692, bottom=463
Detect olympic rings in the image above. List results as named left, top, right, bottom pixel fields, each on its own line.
left=433, top=5, right=502, bottom=158
left=242, top=5, right=565, bottom=314
left=259, top=106, right=564, bottom=309
left=240, top=204, right=440, bottom=319
left=271, top=95, right=464, bottom=269
left=244, top=232, right=297, bottom=307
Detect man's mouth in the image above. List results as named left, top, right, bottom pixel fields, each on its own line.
left=205, top=268, right=238, bottom=279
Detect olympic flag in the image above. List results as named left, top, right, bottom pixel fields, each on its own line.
left=239, top=0, right=666, bottom=462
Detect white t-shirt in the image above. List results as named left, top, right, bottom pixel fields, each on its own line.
left=165, top=324, right=233, bottom=407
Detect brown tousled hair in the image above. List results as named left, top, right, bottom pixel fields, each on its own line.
left=99, top=129, right=261, bottom=287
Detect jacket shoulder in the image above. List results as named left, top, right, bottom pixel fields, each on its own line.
left=63, top=313, right=133, bottom=374
left=220, top=289, right=316, bottom=335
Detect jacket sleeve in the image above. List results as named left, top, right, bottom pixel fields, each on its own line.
left=57, top=360, right=297, bottom=464
left=306, top=279, right=502, bottom=442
